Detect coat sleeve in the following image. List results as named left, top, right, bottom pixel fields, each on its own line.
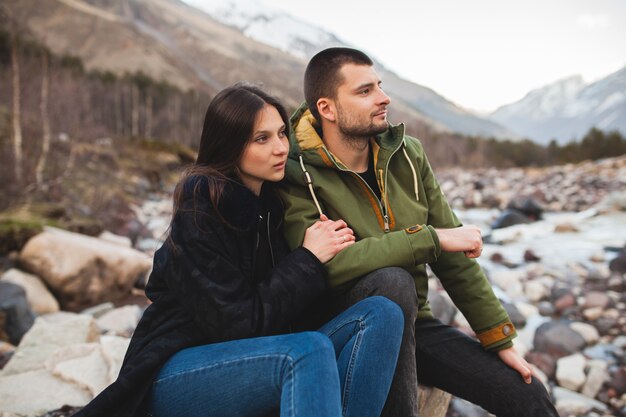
left=409, top=138, right=516, bottom=350
left=164, top=204, right=327, bottom=342
left=278, top=179, right=441, bottom=293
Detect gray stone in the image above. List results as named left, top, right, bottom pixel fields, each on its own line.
left=0, top=282, right=35, bottom=345
left=553, top=386, right=608, bottom=413
left=428, top=289, right=457, bottom=326
left=1, top=269, right=60, bottom=315
left=534, top=321, right=587, bottom=358
left=1, top=313, right=99, bottom=376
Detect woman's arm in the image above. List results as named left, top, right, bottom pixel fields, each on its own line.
left=164, top=207, right=327, bottom=343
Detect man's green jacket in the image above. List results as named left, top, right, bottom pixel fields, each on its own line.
left=278, top=103, right=516, bottom=351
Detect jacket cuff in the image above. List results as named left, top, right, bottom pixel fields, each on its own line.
left=425, top=225, right=441, bottom=258
left=477, top=321, right=517, bottom=350
left=297, top=246, right=327, bottom=277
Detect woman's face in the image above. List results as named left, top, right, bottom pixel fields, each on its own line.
left=238, top=104, right=289, bottom=195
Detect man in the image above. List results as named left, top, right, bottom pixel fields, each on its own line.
left=278, top=47, right=557, bottom=417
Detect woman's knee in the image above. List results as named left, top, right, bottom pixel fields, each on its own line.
left=285, top=331, right=335, bottom=361
left=358, top=296, right=404, bottom=329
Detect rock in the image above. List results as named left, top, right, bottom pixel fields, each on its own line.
left=582, top=360, right=609, bottom=399
left=583, top=344, right=622, bottom=365
left=98, top=231, right=132, bottom=247
left=553, top=386, right=608, bottom=414
left=537, top=301, right=555, bottom=317
left=50, top=343, right=109, bottom=396
left=609, top=367, right=626, bottom=396
left=514, top=302, right=539, bottom=320
left=534, top=321, right=586, bottom=358
left=609, top=253, right=626, bottom=275
left=583, top=307, right=604, bottom=321
left=524, top=281, right=549, bottom=302
left=19, top=227, right=152, bottom=310
left=96, top=305, right=142, bottom=337
left=449, top=397, right=490, bottom=417
left=569, top=322, right=600, bottom=344
left=491, top=209, right=533, bottom=230
left=502, top=302, right=526, bottom=327
left=554, top=292, right=576, bottom=314
left=613, top=335, right=626, bottom=349
left=0, top=369, right=91, bottom=416
left=428, top=289, right=457, bottom=326
left=489, top=269, right=525, bottom=298
left=1, top=269, right=60, bottom=315
left=1, top=313, right=99, bottom=376
left=556, top=353, right=587, bottom=391
left=100, top=335, right=130, bottom=382
left=523, top=249, right=541, bottom=262
left=0, top=281, right=35, bottom=345
left=80, top=302, right=115, bottom=319
left=590, top=251, right=606, bottom=263
left=583, top=291, right=612, bottom=309
left=554, top=223, right=579, bottom=233
left=526, top=351, right=557, bottom=379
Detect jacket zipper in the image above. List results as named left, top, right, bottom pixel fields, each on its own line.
left=267, top=211, right=275, bottom=267
left=321, top=142, right=403, bottom=232
left=251, top=214, right=262, bottom=272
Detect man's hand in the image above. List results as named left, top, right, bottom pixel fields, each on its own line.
left=434, top=225, right=483, bottom=258
left=497, top=347, right=533, bottom=384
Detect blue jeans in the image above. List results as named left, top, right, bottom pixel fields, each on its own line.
left=147, top=296, right=403, bottom=417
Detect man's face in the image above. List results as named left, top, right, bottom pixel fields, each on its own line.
left=333, top=64, right=391, bottom=139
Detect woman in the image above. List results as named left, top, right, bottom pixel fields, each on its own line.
left=74, top=84, right=403, bottom=417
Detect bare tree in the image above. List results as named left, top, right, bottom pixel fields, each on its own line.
left=131, top=83, right=139, bottom=137
left=145, top=92, right=153, bottom=139
left=36, top=49, right=51, bottom=187
left=10, top=19, right=23, bottom=184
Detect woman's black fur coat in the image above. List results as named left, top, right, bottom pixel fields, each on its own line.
left=74, top=176, right=327, bottom=417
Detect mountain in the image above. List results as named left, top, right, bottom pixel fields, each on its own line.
left=6, top=0, right=514, bottom=139
left=490, top=67, right=626, bottom=144
left=183, top=0, right=516, bottom=139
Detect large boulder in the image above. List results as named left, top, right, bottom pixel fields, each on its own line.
left=0, top=281, right=36, bottom=345
left=1, top=269, right=60, bottom=315
left=19, top=227, right=152, bottom=310
left=1, top=313, right=99, bottom=376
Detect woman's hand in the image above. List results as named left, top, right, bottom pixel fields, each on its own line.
left=434, top=225, right=483, bottom=258
left=497, top=346, right=533, bottom=384
left=302, top=214, right=355, bottom=263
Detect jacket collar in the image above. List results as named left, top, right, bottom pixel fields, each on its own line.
left=183, top=176, right=284, bottom=231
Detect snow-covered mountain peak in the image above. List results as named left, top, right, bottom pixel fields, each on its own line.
left=183, top=0, right=342, bottom=59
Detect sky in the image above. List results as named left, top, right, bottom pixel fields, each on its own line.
left=259, top=0, right=626, bottom=113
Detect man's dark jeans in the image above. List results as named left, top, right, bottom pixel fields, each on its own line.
left=326, top=267, right=559, bottom=417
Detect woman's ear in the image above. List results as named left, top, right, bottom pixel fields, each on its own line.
left=317, top=98, right=336, bottom=123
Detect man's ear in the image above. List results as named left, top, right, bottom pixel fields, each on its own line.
left=317, top=98, right=336, bottom=123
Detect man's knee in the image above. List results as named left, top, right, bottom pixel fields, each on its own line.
left=354, top=267, right=418, bottom=318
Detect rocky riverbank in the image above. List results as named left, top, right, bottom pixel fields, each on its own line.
left=0, top=156, right=625, bottom=417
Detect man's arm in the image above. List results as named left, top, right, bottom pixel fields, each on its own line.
left=410, top=137, right=515, bottom=351
left=278, top=184, right=442, bottom=293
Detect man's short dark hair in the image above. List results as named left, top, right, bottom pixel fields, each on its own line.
left=304, top=47, right=374, bottom=121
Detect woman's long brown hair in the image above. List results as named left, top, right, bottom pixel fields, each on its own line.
left=167, top=83, right=289, bottom=243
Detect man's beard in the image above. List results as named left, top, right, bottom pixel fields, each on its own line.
left=336, top=103, right=388, bottom=150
